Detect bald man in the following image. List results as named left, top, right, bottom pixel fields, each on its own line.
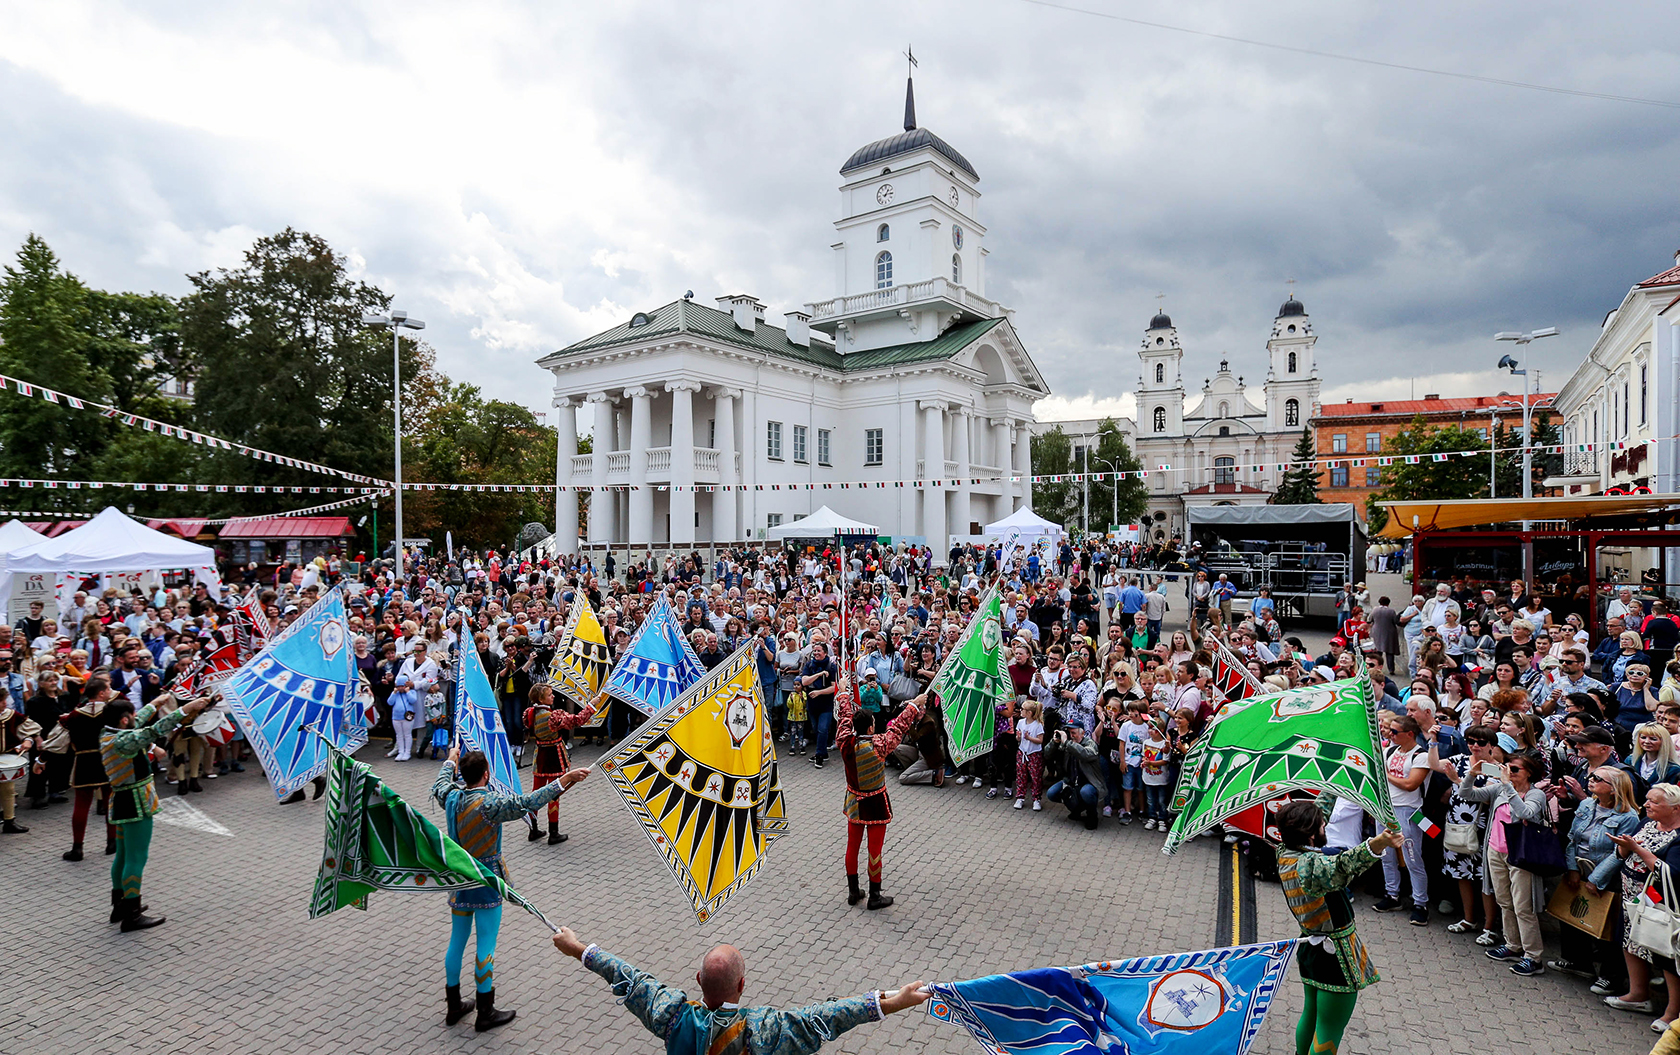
left=552, top=927, right=929, bottom=1055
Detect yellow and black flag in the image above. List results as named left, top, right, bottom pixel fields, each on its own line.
left=548, top=592, right=614, bottom=727
left=598, top=642, right=787, bottom=923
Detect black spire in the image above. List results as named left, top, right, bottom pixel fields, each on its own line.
left=903, top=45, right=918, bottom=131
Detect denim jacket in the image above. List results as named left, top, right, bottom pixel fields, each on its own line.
left=1569, top=800, right=1644, bottom=888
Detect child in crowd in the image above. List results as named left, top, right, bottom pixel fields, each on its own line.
left=1014, top=700, right=1045, bottom=812
left=1118, top=701, right=1152, bottom=824
left=1140, top=719, right=1173, bottom=831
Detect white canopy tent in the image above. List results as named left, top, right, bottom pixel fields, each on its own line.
left=984, top=506, right=1064, bottom=544
left=0, top=519, right=45, bottom=555
left=766, top=505, right=881, bottom=541
left=0, top=507, right=221, bottom=617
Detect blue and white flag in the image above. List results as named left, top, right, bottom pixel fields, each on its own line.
left=601, top=596, right=706, bottom=717
left=454, top=640, right=524, bottom=798
left=926, top=939, right=1296, bottom=1055
left=224, top=586, right=365, bottom=801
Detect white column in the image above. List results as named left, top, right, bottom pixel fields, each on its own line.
left=587, top=393, right=616, bottom=545
left=951, top=406, right=971, bottom=541
left=714, top=387, right=740, bottom=543
left=921, top=400, right=947, bottom=564
left=899, top=398, right=918, bottom=542
left=625, top=386, right=653, bottom=548
left=668, top=381, right=700, bottom=546
left=990, top=417, right=1011, bottom=524
left=1015, top=422, right=1032, bottom=512
left=553, top=396, right=579, bottom=555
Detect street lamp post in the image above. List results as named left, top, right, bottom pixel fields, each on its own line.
left=362, top=309, right=426, bottom=578
left=1091, top=454, right=1122, bottom=533
left=1494, top=327, right=1558, bottom=501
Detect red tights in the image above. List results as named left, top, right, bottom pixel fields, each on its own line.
left=844, top=822, right=886, bottom=882
left=72, top=786, right=113, bottom=845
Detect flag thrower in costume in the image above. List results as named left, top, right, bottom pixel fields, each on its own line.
left=597, top=642, right=787, bottom=924
left=307, top=734, right=558, bottom=932
left=453, top=640, right=523, bottom=799
left=926, top=939, right=1296, bottom=1055
left=1163, top=675, right=1394, bottom=854
left=928, top=587, right=1013, bottom=768
left=600, top=595, right=706, bottom=718
left=223, top=586, right=366, bottom=801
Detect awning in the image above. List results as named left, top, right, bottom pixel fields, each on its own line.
left=1378, top=494, right=1680, bottom=538
left=1188, top=504, right=1361, bottom=528
left=217, top=516, right=356, bottom=540
left=147, top=518, right=209, bottom=538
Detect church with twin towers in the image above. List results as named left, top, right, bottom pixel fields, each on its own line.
left=538, top=70, right=1047, bottom=562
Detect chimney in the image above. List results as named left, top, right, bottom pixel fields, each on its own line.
left=1423, top=393, right=1440, bottom=401
left=715, top=294, right=764, bottom=333
left=784, top=310, right=812, bottom=347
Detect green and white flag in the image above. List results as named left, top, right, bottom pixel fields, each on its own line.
left=930, top=588, right=1012, bottom=768
left=1162, top=676, right=1395, bottom=855
left=309, top=742, right=553, bottom=928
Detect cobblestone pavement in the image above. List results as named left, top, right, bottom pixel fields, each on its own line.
left=0, top=730, right=1656, bottom=1055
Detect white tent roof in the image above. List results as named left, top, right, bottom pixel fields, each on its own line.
left=3, top=507, right=216, bottom=573
left=0, top=519, right=45, bottom=556
left=984, top=507, right=1064, bottom=538
left=766, top=504, right=880, bottom=540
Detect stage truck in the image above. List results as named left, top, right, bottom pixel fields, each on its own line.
left=1187, top=505, right=1367, bottom=621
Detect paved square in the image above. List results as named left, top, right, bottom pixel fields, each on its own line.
left=0, top=727, right=1654, bottom=1055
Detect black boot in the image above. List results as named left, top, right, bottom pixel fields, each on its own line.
left=847, top=874, right=864, bottom=906
left=526, top=818, right=544, bottom=841
left=311, top=776, right=326, bottom=800
left=444, top=985, right=473, bottom=1026
left=867, top=881, right=894, bottom=910
left=178, top=778, right=190, bottom=797
left=63, top=842, right=83, bottom=862
left=188, top=778, right=205, bottom=793
left=280, top=789, right=305, bottom=805
left=547, top=820, right=567, bottom=845
left=473, top=988, right=516, bottom=1032
left=104, top=832, right=116, bottom=855
left=119, top=896, right=166, bottom=932
left=2, top=818, right=28, bottom=834
left=110, top=889, right=124, bottom=923
left=96, top=798, right=106, bottom=816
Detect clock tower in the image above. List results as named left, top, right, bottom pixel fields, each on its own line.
left=806, top=73, right=1009, bottom=354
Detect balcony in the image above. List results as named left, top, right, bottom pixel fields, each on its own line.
left=565, top=447, right=736, bottom=485
left=806, top=277, right=1008, bottom=331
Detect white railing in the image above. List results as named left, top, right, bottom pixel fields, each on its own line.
left=645, top=446, right=671, bottom=475
left=969, top=462, right=1001, bottom=478
left=943, top=460, right=960, bottom=478
left=570, top=454, right=592, bottom=478
left=695, top=448, right=721, bottom=476
left=806, top=278, right=1005, bottom=321
left=605, top=451, right=630, bottom=480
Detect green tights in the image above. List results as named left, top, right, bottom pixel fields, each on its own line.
left=1296, top=986, right=1359, bottom=1055
left=111, top=816, right=152, bottom=899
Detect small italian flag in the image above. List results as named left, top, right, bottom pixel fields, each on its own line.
left=1644, top=883, right=1665, bottom=908
left=1411, top=809, right=1441, bottom=838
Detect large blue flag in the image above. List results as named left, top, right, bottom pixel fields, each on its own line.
left=224, top=587, right=366, bottom=801
left=926, top=940, right=1296, bottom=1055
left=454, top=640, right=524, bottom=798
left=601, top=596, right=706, bottom=717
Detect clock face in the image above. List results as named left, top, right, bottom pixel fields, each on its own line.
left=876, top=184, right=895, bottom=206
left=952, top=225, right=964, bottom=249
left=949, top=187, right=959, bottom=206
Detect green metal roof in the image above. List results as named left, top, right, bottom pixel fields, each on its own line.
left=545, top=299, right=1010, bottom=375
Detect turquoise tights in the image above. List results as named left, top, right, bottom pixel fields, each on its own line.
left=445, top=905, right=502, bottom=993
left=1296, top=986, right=1359, bottom=1054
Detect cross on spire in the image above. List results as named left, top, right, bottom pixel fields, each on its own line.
left=903, top=46, right=918, bottom=131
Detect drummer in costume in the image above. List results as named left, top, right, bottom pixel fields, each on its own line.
left=0, top=687, right=42, bottom=833
left=1273, top=798, right=1403, bottom=1055
left=521, top=683, right=595, bottom=844
left=100, top=692, right=214, bottom=931
left=63, top=678, right=115, bottom=861
left=834, top=673, right=921, bottom=910
left=432, top=746, right=589, bottom=1032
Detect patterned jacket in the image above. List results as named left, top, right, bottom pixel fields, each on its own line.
left=834, top=683, right=918, bottom=825
left=523, top=705, right=596, bottom=778
left=581, top=944, right=882, bottom=1055
left=100, top=703, right=188, bottom=824
left=432, top=760, right=566, bottom=909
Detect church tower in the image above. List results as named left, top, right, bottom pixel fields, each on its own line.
left=1263, top=295, right=1321, bottom=433
left=807, top=69, right=1008, bottom=353
left=1137, top=309, right=1185, bottom=438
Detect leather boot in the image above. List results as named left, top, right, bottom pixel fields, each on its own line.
left=847, top=874, right=865, bottom=906
left=63, top=842, right=83, bottom=862
left=867, top=881, right=894, bottom=910
left=188, top=778, right=204, bottom=793
left=104, top=832, right=116, bottom=855
left=2, top=818, right=28, bottom=834
left=473, top=988, right=516, bottom=1032
left=110, top=889, right=124, bottom=923
left=444, top=985, right=473, bottom=1026
left=177, top=779, right=190, bottom=797
left=280, top=789, right=305, bottom=805
left=547, top=820, right=567, bottom=845
left=526, top=818, right=544, bottom=841
left=119, top=896, right=166, bottom=932
left=311, top=776, right=326, bottom=800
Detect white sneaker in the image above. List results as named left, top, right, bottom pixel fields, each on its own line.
left=1032, top=800, right=1042, bottom=811
left=956, top=775, right=968, bottom=785
left=975, top=779, right=986, bottom=791
left=1013, top=798, right=1024, bottom=810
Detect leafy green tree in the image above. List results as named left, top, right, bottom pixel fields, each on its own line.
left=1030, top=426, right=1076, bottom=528
left=1369, top=417, right=1490, bottom=505
left=1271, top=428, right=1322, bottom=504
left=403, top=382, right=559, bottom=548
left=1082, top=418, right=1149, bottom=528
left=1493, top=412, right=1562, bottom=498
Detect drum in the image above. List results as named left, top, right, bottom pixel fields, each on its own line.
left=0, top=753, right=26, bottom=782
left=193, top=707, right=237, bottom=747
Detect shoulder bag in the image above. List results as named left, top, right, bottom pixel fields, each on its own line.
left=1631, top=863, right=1680, bottom=959
left=1503, top=815, right=1567, bottom=878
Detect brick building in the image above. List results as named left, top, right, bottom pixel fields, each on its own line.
left=1310, top=392, right=1557, bottom=504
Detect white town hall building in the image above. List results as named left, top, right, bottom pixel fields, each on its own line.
left=538, top=80, right=1047, bottom=561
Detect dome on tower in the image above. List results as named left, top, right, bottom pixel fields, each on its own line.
left=841, top=127, right=978, bottom=181
left=1278, top=296, right=1306, bottom=318
left=1149, top=311, right=1173, bottom=330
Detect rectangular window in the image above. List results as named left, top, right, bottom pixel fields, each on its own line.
left=792, top=424, right=807, bottom=463
left=708, top=419, right=716, bottom=448
left=817, top=428, right=831, bottom=466
left=1476, top=427, right=1488, bottom=441
left=1364, top=466, right=1380, bottom=487
left=766, top=421, right=783, bottom=460
left=1642, top=365, right=1649, bottom=425
left=1331, top=433, right=1347, bottom=453
left=1330, top=465, right=1350, bottom=487
left=767, top=513, right=783, bottom=529
left=864, top=428, right=883, bottom=466
left=1365, top=432, right=1380, bottom=452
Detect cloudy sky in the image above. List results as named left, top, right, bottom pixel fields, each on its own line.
left=2, top=1, right=1677, bottom=429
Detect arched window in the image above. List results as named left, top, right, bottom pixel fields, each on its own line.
left=1214, top=456, right=1235, bottom=485
left=1284, top=398, right=1299, bottom=427
left=1152, top=406, right=1167, bottom=433
left=1154, top=363, right=1164, bottom=384
left=875, top=251, right=892, bottom=289
left=877, top=223, right=890, bottom=242
left=952, top=253, right=962, bottom=284
left=1287, top=351, right=1297, bottom=373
